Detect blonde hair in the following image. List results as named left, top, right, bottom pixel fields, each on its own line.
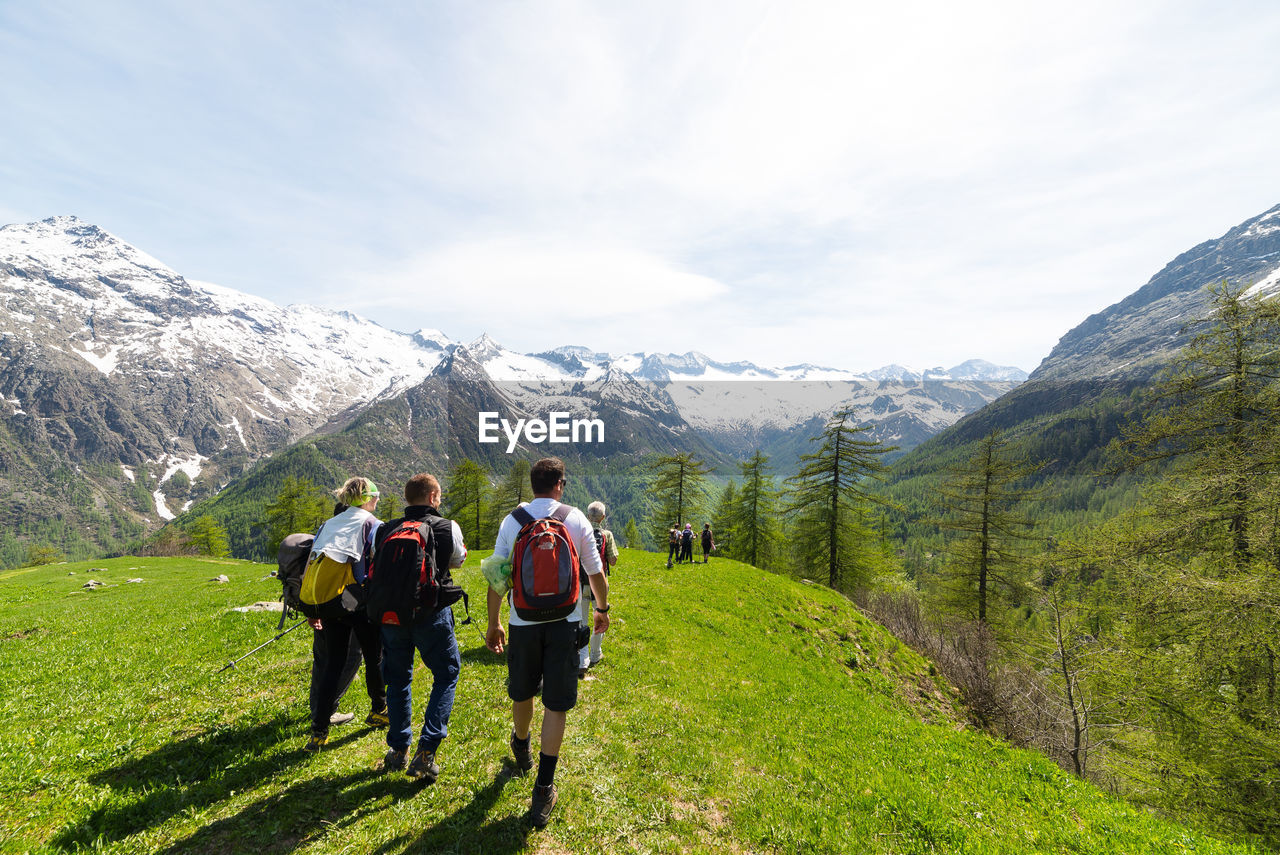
left=334, top=477, right=379, bottom=507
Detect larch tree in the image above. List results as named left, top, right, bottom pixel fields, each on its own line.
left=784, top=410, right=895, bottom=592
left=648, top=452, right=712, bottom=541
left=934, top=430, right=1040, bottom=626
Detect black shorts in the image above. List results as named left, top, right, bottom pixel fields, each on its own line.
left=506, top=620, right=579, bottom=712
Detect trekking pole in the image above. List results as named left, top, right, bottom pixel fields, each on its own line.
left=215, top=618, right=308, bottom=673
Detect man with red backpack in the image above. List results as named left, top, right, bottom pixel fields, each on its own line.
left=485, top=457, right=609, bottom=828
left=368, top=473, right=468, bottom=782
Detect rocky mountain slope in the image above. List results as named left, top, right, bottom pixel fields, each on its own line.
left=885, top=201, right=1280, bottom=506
left=0, top=215, right=1022, bottom=564
left=1033, top=203, right=1280, bottom=382
left=0, top=217, right=446, bottom=534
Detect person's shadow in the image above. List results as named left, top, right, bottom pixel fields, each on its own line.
left=369, top=762, right=532, bottom=855
left=48, top=711, right=363, bottom=851
left=152, top=762, right=530, bottom=855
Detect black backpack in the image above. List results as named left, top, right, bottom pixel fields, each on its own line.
left=366, top=517, right=468, bottom=626
left=276, top=532, right=314, bottom=628
left=590, top=529, right=610, bottom=581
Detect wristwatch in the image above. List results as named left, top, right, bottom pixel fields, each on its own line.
left=594, top=604, right=610, bottom=613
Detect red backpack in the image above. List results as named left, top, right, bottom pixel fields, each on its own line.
left=366, top=519, right=439, bottom=626
left=510, top=505, right=580, bottom=622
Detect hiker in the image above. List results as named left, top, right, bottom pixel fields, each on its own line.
left=679, top=523, right=694, bottom=564
left=578, top=500, right=618, bottom=675
left=279, top=526, right=363, bottom=729
left=701, top=523, right=715, bottom=563
left=302, top=477, right=388, bottom=752
left=486, top=457, right=609, bottom=827
left=667, top=525, right=679, bottom=567
left=369, top=473, right=468, bottom=781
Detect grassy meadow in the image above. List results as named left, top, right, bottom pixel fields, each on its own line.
left=0, top=550, right=1258, bottom=854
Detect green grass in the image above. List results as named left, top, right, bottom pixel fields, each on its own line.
left=0, top=551, right=1258, bottom=854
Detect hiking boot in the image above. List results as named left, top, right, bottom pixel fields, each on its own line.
left=578, top=667, right=587, bottom=680
left=529, top=783, right=557, bottom=827
left=406, top=749, right=439, bottom=783
left=383, top=747, right=408, bottom=772
left=365, top=707, right=390, bottom=728
left=302, top=732, right=328, bottom=752
left=510, top=732, right=533, bottom=773
left=329, top=711, right=355, bottom=726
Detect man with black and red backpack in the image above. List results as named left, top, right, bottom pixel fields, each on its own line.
left=485, top=457, right=609, bottom=828
left=368, top=473, right=468, bottom=782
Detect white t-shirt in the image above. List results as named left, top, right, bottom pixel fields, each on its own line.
left=493, top=497, right=603, bottom=627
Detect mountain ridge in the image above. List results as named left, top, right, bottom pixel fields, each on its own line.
left=0, top=214, right=1021, bottom=564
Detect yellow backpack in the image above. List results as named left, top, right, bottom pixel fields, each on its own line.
left=299, top=552, right=359, bottom=619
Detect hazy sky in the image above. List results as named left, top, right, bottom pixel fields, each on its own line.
left=3, top=1, right=1278, bottom=373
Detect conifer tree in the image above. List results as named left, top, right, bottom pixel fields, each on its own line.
left=1123, top=280, right=1280, bottom=570
left=23, top=543, right=65, bottom=567
left=1108, top=282, right=1280, bottom=836
left=648, top=452, right=712, bottom=541
left=623, top=517, right=642, bottom=550
left=712, top=480, right=737, bottom=559
left=934, top=430, right=1039, bottom=626
left=263, top=476, right=328, bottom=555
left=377, top=494, right=400, bottom=522
left=732, top=450, right=782, bottom=569
left=784, top=410, right=895, bottom=591
left=486, top=458, right=531, bottom=535
left=186, top=515, right=230, bottom=558
left=446, top=458, right=490, bottom=547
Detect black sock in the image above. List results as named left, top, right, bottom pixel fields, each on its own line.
left=536, top=752, right=558, bottom=787
left=512, top=731, right=530, bottom=749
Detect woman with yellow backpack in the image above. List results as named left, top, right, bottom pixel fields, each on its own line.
left=300, top=476, right=388, bottom=752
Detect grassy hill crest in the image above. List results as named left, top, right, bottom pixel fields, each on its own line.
left=0, top=551, right=1253, bottom=853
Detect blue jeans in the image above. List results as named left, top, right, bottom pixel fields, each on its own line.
left=381, top=607, right=461, bottom=754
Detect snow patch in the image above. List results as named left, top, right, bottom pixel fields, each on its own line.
left=74, top=343, right=121, bottom=375
left=151, top=452, right=207, bottom=484
left=153, top=490, right=174, bottom=521
left=225, top=416, right=247, bottom=448
left=1243, top=266, right=1280, bottom=300
left=121, top=465, right=135, bottom=482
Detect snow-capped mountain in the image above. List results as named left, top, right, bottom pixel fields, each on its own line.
left=459, top=335, right=1022, bottom=456
left=0, top=214, right=1023, bottom=563
left=0, top=216, right=446, bottom=419
left=476, top=339, right=1027, bottom=384
left=0, top=216, right=445, bottom=526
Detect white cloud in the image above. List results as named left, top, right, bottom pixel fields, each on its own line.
left=358, top=239, right=728, bottom=319
left=4, top=1, right=1280, bottom=372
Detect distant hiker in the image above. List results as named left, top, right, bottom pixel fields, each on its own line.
left=667, top=525, right=679, bottom=567
left=301, top=478, right=387, bottom=752
left=578, top=500, right=618, bottom=674
left=368, top=473, right=468, bottom=781
left=679, top=523, right=694, bottom=564
left=486, top=457, right=609, bottom=827
left=701, top=523, right=714, bottom=563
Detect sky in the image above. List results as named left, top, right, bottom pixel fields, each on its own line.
left=2, top=1, right=1279, bottom=374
